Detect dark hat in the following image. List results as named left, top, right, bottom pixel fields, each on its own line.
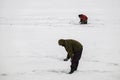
left=58, top=39, right=65, bottom=46
left=78, top=14, right=83, bottom=17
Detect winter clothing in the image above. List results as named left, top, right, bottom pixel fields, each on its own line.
left=78, top=14, right=88, bottom=24
left=58, top=39, right=83, bottom=74
left=70, top=49, right=82, bottom=73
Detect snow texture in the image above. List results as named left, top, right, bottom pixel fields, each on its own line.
left=0, top=0, right=120, bottom=80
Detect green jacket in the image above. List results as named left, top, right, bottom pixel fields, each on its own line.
left=58, top=39, right=83, bottom=59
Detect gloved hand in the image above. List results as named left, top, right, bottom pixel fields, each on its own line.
left=63, top=58, right=69, bottom=61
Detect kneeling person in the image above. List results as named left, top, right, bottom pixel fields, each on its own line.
left=78, top=14, right=88, bottom=24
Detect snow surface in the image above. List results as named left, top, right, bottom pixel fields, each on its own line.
left=0, top=0, right=120, bottom=80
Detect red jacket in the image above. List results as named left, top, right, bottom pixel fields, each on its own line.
left=79, top=14, right=88, bottom=21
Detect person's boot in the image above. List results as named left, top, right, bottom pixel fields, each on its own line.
left=68, top=68, right=75, bottom=74
left=68, top=70, right=74, bottom=74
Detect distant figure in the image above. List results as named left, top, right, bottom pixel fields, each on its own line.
left=78, top=14, right=88, bottom=24
left=58, top=39, right=83, bottom=74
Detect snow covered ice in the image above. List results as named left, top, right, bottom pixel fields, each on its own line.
left=0, top=0, right=120, bottom=80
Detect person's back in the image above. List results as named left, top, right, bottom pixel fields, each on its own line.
left=64, top=39, right=83, bottom=53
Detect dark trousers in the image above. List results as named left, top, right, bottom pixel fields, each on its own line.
left=70, top=48, right=83, bottom=72
left=80, top=20, right=87, bottom=24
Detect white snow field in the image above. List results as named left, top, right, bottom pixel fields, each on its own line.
left=0, top=0, right=120, bottom=80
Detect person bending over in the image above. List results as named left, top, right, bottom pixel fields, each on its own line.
left=58, top=39, right=83, bottom=74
